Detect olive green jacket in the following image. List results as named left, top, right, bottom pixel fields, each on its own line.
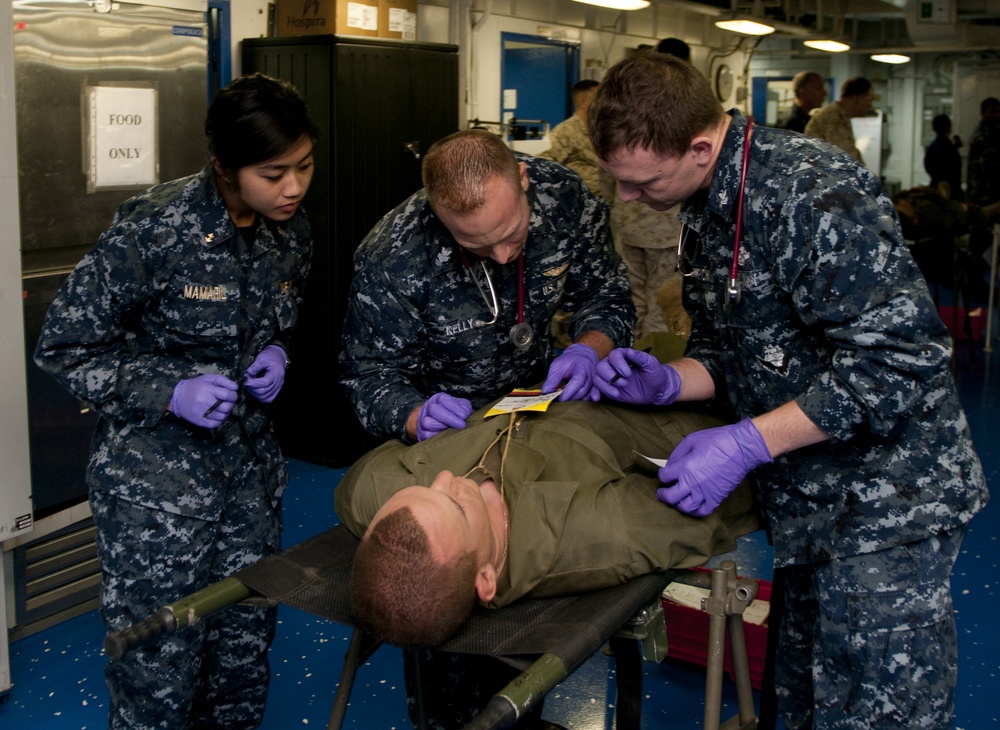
left=335, top=399, right=761, bottom=607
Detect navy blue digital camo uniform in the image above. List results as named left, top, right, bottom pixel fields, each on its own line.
left=35, top=166, right=311, bottom=728
left=339, top=154, right=635, bottom=441
left=682, top=111, right=988, bottom=728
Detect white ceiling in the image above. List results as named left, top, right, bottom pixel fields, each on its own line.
left=656, top=0, right=1000, bottom=53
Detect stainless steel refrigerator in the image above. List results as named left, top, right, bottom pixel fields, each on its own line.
left=12, top=0, right=208, bottom=635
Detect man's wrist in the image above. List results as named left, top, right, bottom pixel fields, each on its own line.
left=404, top=405, right=421, bottom=442
left=572, top=329, right=615, bottom=359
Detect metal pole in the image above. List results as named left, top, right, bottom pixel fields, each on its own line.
left=328, top=630, right=382, bottom=730
left=984, top=223, right=998, bottom=353
left=702, top=566, right=729, bottom=730
left=727, top=614, right=758, bottom=727
left=700, top=561, right=759, bottom=730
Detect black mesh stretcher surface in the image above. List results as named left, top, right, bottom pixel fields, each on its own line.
left=234, top=524, right=670, bottom=667
left=231, top=524, right=677, bottom=729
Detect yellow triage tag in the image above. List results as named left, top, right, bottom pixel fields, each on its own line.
left=483, top=388, right=562, bottom=418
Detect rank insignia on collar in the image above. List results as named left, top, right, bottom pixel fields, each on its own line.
left=205, top=233, right=214, bottom=243
left=279, top=280, right=292, bottom=293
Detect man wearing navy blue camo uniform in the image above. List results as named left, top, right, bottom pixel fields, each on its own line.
left=339, top=128, right=635, bottom=445
left=35, top=75, right=317, bottom=729
left=339, top=127, right=634, bottom=729
left=589, top=52, right=988, bottom=730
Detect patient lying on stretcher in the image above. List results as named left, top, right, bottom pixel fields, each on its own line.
left=334, top=398, right=762, bottom=648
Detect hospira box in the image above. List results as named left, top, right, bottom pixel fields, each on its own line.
left=275, top=0, right=380, bottom=38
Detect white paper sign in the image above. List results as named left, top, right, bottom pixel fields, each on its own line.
left=389, top=8, right=416, bottom=38
left=346, top=2, right=378, bottom=31
left=89, top=86, right=157, bottom=191
left=851, top=110, right=883, bottom=177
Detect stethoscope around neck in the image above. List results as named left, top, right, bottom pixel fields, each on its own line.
left=458, top=247, right=534, bottom=350
left=727, top=117, right=754, bottom=307
left=679, top=117, right=754, bottom=310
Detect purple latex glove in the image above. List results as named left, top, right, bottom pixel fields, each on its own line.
left=416, top=393, right=474, bottom=442
left=541, top=343, right=601, bottom=401
left=594, top=348, right=681, bottom=405
left=170, top=374, right=239, bottom=429
left=657, top=419, right=772, bottom=517
left=244, top=345, right=288, bottom=403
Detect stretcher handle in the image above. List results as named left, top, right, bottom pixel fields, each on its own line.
left=461, top=653, right=568, bottom=730
left=103, top=606, right=176, bottom=661
left=103, top=576, right=254, bottom=660
left=463, top=696, right=517, bottom=730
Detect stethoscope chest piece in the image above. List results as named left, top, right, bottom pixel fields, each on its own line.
left=726, top=277, right=742, bottom=309
left=509, top=322, right=534, bottom=350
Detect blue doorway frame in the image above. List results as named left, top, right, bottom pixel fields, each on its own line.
left=208, top=0, right=232, bottom=103
left=500, top=33, right=580, bottom=140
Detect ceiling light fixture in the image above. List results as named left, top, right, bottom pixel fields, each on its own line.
left=803, top=39, right=851, bottom=52
left=714, top=16, right=775, bottom=36
left=571, top=0, right=651, bottom=10
left=871, top=53, right=911, bottom=64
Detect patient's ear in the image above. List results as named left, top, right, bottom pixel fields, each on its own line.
left=475, top=565, right=497, bottom=603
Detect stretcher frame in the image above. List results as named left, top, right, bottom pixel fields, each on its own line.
left=104, top=525, right=759, bottom=730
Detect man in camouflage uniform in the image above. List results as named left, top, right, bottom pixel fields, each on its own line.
left=35, top=75, right=316, bottom=729
left=612, top=199, right=683, bottom=338
left=804, top=76, right=874, bottom=164
left=538, top=79, right=611, bottom=348
left=540, top=79, right=683, bottom=340
left=774, top=71, right=826, bottom=134
left=589, top=53, right=988, bottom=729
left=340, top=128, right=635, bottom=443
left=538, top=79, right=606, bottom=201
left=774, top=70, right=826, bottom=134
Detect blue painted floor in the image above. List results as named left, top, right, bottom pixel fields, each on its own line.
left=2, top=338, right=998, bottom=729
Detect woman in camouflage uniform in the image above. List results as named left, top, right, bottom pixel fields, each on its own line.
left=35, top=74, right=317, bottom=729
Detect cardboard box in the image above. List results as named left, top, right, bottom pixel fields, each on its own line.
left=661, top=568, right=771, bottom=689
left=275, top=0, right=379, bottom=38
left=378, top=0, right=417, bottom=40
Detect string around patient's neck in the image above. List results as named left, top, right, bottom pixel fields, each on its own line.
left=464, top=411, right=519, bottom=576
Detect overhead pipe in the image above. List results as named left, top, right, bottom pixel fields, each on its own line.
left=455, top=0, right=494, bottom=131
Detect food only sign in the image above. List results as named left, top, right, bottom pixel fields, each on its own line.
left=87, top=85, right=158, bottom=192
